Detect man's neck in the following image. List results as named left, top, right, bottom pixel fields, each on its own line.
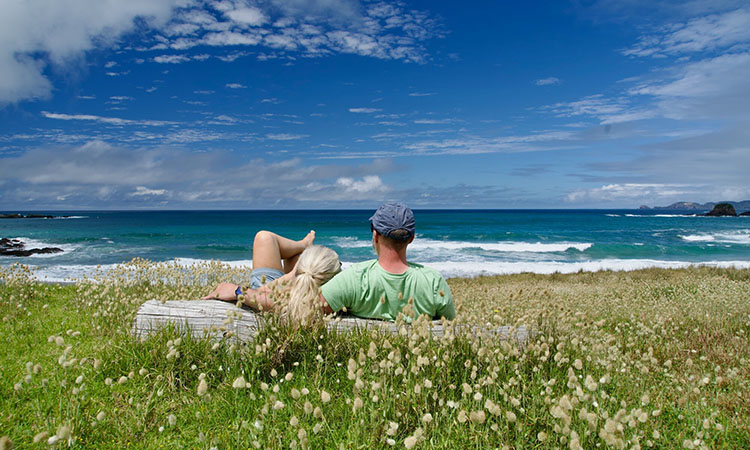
left=377, top=247, right=409, bottom=274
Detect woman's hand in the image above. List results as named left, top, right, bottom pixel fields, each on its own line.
left=203, top=283, right=240, bottom=301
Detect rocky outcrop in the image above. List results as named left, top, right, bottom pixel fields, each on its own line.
left=740, top=211, right=750, bottom=216
left=705, top=203, right=737, bottom=216
left=0, top=238, right=63, bottom=257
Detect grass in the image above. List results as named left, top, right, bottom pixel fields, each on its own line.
left=1, top=261, right=749, bottom=449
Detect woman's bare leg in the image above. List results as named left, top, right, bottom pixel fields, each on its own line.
left=252, top=230, right=315, bottom=273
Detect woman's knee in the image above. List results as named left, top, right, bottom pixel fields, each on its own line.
left=254, top=230, right=275, bottom=247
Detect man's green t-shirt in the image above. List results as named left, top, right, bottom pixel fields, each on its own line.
left=321, top=260, right=456, bottom=322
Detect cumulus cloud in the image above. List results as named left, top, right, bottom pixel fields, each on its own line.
left=225, top=83, right=247, bottom=89
left=335, top=175, right=387, bottom=193
left=0, top=0, right=181, bottom=104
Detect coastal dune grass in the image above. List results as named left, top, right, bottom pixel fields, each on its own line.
left=1, top=261, right=749, bottom=448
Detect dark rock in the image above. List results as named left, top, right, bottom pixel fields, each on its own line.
left=705, top=203, right=737, bottom=216
left=740, top=211, right=750, bottom=216
left=0, top=237, right=63, bottom=257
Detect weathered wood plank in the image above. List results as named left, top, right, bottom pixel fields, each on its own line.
left=133, top=300, right=531, bottom=343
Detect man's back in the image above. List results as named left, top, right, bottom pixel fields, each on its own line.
left=321, top=259, right=455, bottom=321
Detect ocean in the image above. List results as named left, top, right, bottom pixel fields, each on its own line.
left=2, top=210, right=749, bottom=282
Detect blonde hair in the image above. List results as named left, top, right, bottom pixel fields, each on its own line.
left=282, top=245, right=341, bottom=327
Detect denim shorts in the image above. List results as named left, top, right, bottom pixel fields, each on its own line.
left=250, top=267, right=284, bottom=289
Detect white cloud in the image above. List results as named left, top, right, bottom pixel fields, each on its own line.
left=349, top=107, right=382, bottom=113
left=413, top=118, right=455, bottom=125
left=536, top=77, right=561, bottom=86
left=157, top=1, right=440, bottom=63
left=131, top=186, right=167, bottom=196
left=629, top=52, right=750, bottom=120
left=153, top=54, right=191, bottom=64
left=42, top=111, right=176, bottom=127
left=408, top=92, right=435, bottom=97
left=266, top=133, right=307, bottom=141
left=336, top=175, right=387, bottom=194
left=624, top=7, right=750, bottom=57
left=226, top=7, right=267, bottom=26
left=225, top=83, right=247, bottom=89
left=0, top=0, right=181, bottom=104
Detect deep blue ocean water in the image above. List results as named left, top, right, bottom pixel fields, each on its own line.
left=1, top=210, right=749, bottom=282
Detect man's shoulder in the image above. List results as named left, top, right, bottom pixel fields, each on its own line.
left=407, top=262, right=446, bottom=279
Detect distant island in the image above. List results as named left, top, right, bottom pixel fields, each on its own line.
left=639, top=200, right=750, bottom=212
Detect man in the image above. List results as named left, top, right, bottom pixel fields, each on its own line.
left=320, top=202, right=456, bottom=322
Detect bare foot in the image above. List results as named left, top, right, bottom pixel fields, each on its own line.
left=301, top=230, right=316, bottom=247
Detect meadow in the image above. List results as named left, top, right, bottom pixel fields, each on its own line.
left=1, top=261, right=749, bottom=449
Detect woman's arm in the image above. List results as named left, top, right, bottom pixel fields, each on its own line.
left=203, top=275, right=293, bottom=312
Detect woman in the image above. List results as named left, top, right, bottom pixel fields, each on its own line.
left=203, top=230, right=341, bottom=325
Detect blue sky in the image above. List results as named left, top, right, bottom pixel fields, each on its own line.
left=1, top=0, right=749, bottom=209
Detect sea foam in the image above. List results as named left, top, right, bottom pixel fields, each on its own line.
left=331, top=236, right=592, bottom=253
left=679, top=230, right=750, bottom=244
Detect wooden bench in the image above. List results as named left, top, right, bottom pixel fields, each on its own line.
left=133, top=300, right=532, bottom=343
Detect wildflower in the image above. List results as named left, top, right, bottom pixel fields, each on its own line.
left=232, top=376, right=246, bottom=389
left=139, top=368, right=148, bottom=377
left=386, top=422, right=399, bottom=436
left=457, top=410, right=468, bottom=423
left=313, top=407, right=323, bottom=419
left=56, top=425, right=71, bottom=440
left=273, top=401, right=285, bottom=410
left=304, top=402, right=313, bottom=414
left=33, top=432, right=49, bottom=443
left=353, top=397, right=363, bottom=412
left=96, top=411, right=106, bottom=421
left=167, top=414, right=177, bottom=427
left=506, top=411, right=517, bottom=423
left=422, top=413, right=433, bottom=423
left=321, top=390, right=331, bottom=403
left=537, top=432, right=547, bottom=442
left=404, top=435, right=418, bottom=449
left=290, top=416, right=299, bottom=427
left=118, top=376, right=127, bottom=385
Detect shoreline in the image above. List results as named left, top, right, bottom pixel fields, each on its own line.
left=4, top=260, right=748, bottom=285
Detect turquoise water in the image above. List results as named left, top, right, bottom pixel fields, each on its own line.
left=1, top=210, right=749, bottom=281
